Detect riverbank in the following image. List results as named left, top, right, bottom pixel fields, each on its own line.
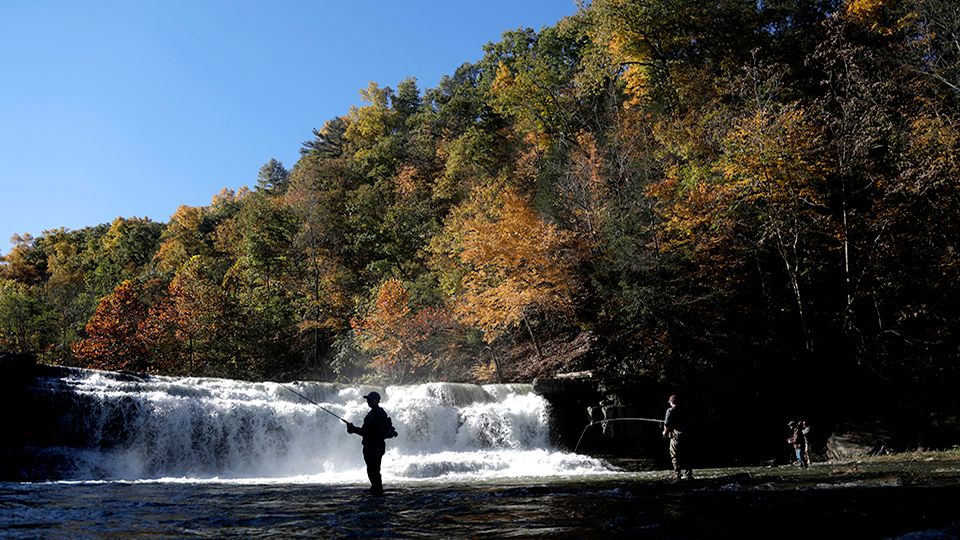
left=610, top=448, right=960, bottom=489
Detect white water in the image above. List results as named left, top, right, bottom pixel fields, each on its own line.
left=50, top=370, right=613, bottom=483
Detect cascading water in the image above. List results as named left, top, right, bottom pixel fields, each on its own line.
left=42, top=368, right=612, bottom=483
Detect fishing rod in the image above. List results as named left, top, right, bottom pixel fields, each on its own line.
left=573, top=417, right=665, bottom=454
left=278, top=382, right=348, bottom=424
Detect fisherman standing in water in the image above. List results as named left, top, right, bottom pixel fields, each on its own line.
left=663, top=394, right=693, bottom=481
left=346, top=391, right=397, bottom=496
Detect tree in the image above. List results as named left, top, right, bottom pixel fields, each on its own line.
left=285, top=156, right=357, bottom=376
left=86, top=217, right=162, bottom=299
left=344, top=82, right=398, bottom=165
left=154, top=205, right=207, bottom=274
left=255, top=158, right=290, bottom=195
left=301, top=117, right=347, bottom=159
left=354, top=278, right=462, bottom=382
left=71, top=280, right=150, bottom=372
left=0, top=279, right=47, bottom=353
left=1, top=233, right=43, bottom=285
left=589, top=0, right=759, bottom=109
left=717, top=103, right=828, bottom=351
left=908, top=0, right=960, bottom=95
left=455, top=188, right=578, bottom=361
left=43, top=230, right=90, bottom=362
left=141, top=256, right=227, bottom=375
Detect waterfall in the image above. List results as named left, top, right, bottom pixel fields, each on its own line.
left=40, top=368, right=611, bottom=482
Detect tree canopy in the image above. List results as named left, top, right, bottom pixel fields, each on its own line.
left=2, top=0, right=957, bottom=406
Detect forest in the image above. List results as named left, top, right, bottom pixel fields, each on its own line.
left=1, top=0, right=957, bottom=414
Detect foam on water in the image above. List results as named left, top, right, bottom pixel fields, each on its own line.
left=50, top=369, right=613, bottom=482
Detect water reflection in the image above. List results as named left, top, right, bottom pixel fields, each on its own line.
left=3, top=478, right=959, bottom=538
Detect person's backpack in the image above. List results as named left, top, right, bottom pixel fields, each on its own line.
left=384, top=416, right=398, bottom=439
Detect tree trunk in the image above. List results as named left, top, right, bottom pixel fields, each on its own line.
left=521, top=313, right=544, bottom=363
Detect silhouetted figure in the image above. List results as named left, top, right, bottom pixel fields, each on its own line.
left=787, top=420, right=809, bottom=467
left=346, top=391, right=397, bottom=495
left=663, top=394, right=693, bottom=480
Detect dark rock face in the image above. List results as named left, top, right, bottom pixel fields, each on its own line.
left=534, top=371, right=666, bottom=456
left=0, top=354, right=103, bottom=481
left=826, top=425, right=895, bottom=459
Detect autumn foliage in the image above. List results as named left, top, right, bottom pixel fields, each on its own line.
left=71, top=281, right=150, bottom=372
left=354, top=278, right=462, bottom=382
left=2, top=0, right=958, bottom=402
left=457, top=188, right=577, bottom=347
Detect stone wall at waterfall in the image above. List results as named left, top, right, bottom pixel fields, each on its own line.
left=532, top=370, right=960, bottom=465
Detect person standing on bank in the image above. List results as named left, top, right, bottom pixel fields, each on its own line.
left=663, top=394, right=693, bottom=480
left=346, top=391, right=398, bottom=495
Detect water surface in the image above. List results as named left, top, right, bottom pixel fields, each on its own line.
left=4, top=473, right=959, bottom=538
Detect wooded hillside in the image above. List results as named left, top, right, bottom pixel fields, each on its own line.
left=2, top=1, right=957, bottom=405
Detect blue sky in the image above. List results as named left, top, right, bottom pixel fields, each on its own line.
left=0, top=0, right=577, bottom=256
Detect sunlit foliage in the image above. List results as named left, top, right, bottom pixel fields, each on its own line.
left=3, top=0, right=958, bottom=396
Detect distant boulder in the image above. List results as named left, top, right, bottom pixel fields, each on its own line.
left=826, top=424, right=895, bottom=459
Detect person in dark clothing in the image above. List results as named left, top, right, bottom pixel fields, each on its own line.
left=800, top=420, right=812, bottom=466
left=346, top=391, right=397, bottom=495
left=663, top=394, right=693, bottom=480
left=787, top=420, right=808, bottom=467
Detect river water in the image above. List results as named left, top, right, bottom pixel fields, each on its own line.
left=5, top=476, right=960, bottom=538
left=4, top=369, right=959, bottom=537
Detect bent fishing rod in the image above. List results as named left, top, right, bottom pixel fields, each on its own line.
left=278, top=383, right=348, bottom=424
left=573, top=417, right=665, bottom=454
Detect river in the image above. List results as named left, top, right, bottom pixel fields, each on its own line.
left=4, top=368, right=959, bottom=537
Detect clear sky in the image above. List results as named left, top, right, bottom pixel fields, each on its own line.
left=0, top=0, right=578, bottom=256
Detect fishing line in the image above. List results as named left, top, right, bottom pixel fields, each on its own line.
left=573, top=417, right=665, bottom=454
left=278, top=382, right=348, bottom=423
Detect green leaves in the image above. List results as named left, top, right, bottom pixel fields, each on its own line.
left=6, top=0, right=960, bottom=391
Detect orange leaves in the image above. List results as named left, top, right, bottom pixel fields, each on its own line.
left=369, top=278, right=411, bottom=333
left=716, top=104, right=828, bottom=241
left=354, top=278, right=458, bottom=378
left=71, top=280, right=149, bottom=372
left=456, top=188, right=577, bottom=341
left=720, top=107, right=824, bottom=187
left=843, top=0, right=907, bottom=34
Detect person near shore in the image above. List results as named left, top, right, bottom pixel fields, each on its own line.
left=346, top=391, right=398, bottom=495
left=663, top=394, right=693, bottom=480
left=800, top=420, right=812, bottom=466
left=787, top=420, right=807, bottom=467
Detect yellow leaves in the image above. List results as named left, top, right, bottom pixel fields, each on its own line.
left=719, top=105, right=826, bottom=200
left=455, top=188, right=577, bottom=341
left=845, top=0, right=893, bottom=19
left=155, top=206, right=209, bottom=274
left=900, top=114, right=960, bottom=196
left=557, top=131, right=609, bottom=243
left=650, top=101, right=830, bottom=274
left=844, top=0, right=900, bottom=32
left=394, top=165, right=423, bottom=197
left=372, top=278, right=411, bottom=328
left=344, top=81, right=396, bottom=161
left=489, top=60, right=555, bottom=148
left=491, top=62, right=514, bottom=96
left=470, top=359, right=500, bottom=383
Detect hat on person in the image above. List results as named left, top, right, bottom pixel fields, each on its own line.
left=362, top=391, right=381, bottom=402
